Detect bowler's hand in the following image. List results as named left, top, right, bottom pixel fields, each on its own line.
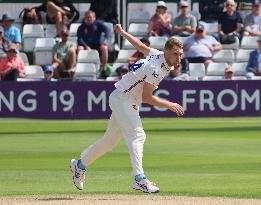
left=168, top=102, right=185, bottom=116
left=114, top=24, right=123, bottom=34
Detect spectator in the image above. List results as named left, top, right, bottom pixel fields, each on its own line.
left=41, top=65, right=57, bottom=81
left=244, top=0, right=261, bottom=37
left=199, top=0, right=225, bottom=22
left=77, top=10, right=110, bottom=70
left=148, top=1, right=172, bottom=37
left=52, top=29, right=77, bottom=78
left=1, top=13, right=21, bottom=49
left=172, top=1, right=197, bottom=37
left=224, top=65, right=234, bottom=80
left=19, top=7, right=42, bottom=26
left=184, top=24, right=222, bottom=68
left=128, top=38, right=150, bottom=66
left=0, top=26, right=12, bottom=58
left=246, top=36, right=261, bottom=78
left=90, top=0, right=118, bottom=25
left=0, top=46, right=25, bottom=81
left=164, top=58, right=189, bottom=80
left=216, top=0, right=243, bottom=43
left=33, top=0, right=79, bottom=36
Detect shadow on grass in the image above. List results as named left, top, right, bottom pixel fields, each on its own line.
left=0, top=126, right=261, bottom=135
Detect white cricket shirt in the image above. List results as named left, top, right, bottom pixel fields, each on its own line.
left=115, top=48, right=173, bottom=105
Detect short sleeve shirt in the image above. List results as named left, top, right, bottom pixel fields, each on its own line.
left=184, top=35, right=220, bottom=58
left=173, top=14, right=197, bottom=36
left=115, top=48, right=172, bottom=105
left=53, top=41, right=75, bottom=61
left=218, top=11, right=242, bottom=34
left=4, top=26, right=22, bottom=44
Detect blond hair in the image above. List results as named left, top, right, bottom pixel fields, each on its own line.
left=164, top=37, right=183, bottom=50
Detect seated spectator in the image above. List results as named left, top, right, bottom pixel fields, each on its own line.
left=90, top=0, right=118, bottom=25
left=77, top=10, right=110, bottom=71
left=199, top=0, right=225, bottom=22
left=172, top=1, right=196, bottom=37
left=33, top=0, right=79, bottom=36
left=1, top=14, right=21, bottom=49
left=0, top=46, right=25, bottom=81
left=128, top=38, right=150, bottom=66
left=184, top=24, right=222, bottom=68
left=246, top=36, right=261, bottom=78
left=216, top=0, right=243, bottom=43
left=52, top=29, right=77, bottom=78
left=148, top=1, right=172, bottom=37
left=224, top=65, right=234, bottom=80
left=165, top=58, right=189, bottom=80
left=19, top=7, right=42, bottom=25
left=41, top=65, right=57, bottom=81
left=244, top=0, right=261, bottom=36
left=0, top=26, right=12, bottom=58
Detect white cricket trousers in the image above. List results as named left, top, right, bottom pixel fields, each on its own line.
left=81, top=89, right=146, bottom=176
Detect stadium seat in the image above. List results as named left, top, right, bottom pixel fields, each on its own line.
left=149, top=36, right=168, bottom=50
left=45, top=24, right=57, bottom=38
left=128, top=23, right=149, bottom=37
left=241, top=36, right=258, bottom=49
left=189, top=63, right=205, bottom=78
left=222, top=37, right=240, bottom=50
left=106, top=76, right=119, bottom=81
left=69, top=23, right=81, bottom=37
left=232, top=76, right=247, bottom=80
left=206, top=62, right=228, bottom=76
left=73, top=63, right=97, bottom=81
left=129, top=10, right=150, bottom=24
left=202, top=76, right=223, bottom=81
left=116, top=50, right=136, bottom=63
left=236, top=49, right=253, bottom=62
left=191, top=10, right=201, bottom=21
left=24, top=65, right=44, bottom=80
left=212, top=49, right=235, bottom=63
left=19, top=52, right=29, bottom=66
left=122, top=39, right=135, bottom=49
left=250, top=76, right=261, bottom=80
left=231, top=62, right=247, bottom=76
left=77, top=50, right=100, bottom=70
left=22, top=24, right=45, bottom=52
left=199, top=21, right=218, bottom=35
left=33, top=38, right=56, bottom=65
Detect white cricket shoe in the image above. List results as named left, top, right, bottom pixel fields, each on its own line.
left=70, top=159, right=86, bottom=190
left=132, top=178, right=160, bottom=193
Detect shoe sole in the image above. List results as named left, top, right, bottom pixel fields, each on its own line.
left=132, top=187, right=160, bottom=194
left=70, top=160, right=83, bottom=191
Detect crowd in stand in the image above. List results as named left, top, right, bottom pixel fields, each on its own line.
left=0, top=0, right=261, bottom=81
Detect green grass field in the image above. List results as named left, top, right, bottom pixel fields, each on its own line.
left=0, top=117, right=261, bottom=198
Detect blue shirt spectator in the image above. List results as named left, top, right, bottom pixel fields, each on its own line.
left=246, top=36, right=261, bottom=78
left=1, top=13, right=21, bottom=49
left=216, top=0, right=242, bottom=43
left=77, top=16, right=110, bottom=50
left=77, top=10, right=110, bottom=70
left=218, top=10, right=242, bottom=34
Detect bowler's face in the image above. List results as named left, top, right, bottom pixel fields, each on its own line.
left=164, top=47, right=183, bottom=68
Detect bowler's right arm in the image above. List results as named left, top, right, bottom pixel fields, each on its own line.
left=114, top=24, right=150, bottom=56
